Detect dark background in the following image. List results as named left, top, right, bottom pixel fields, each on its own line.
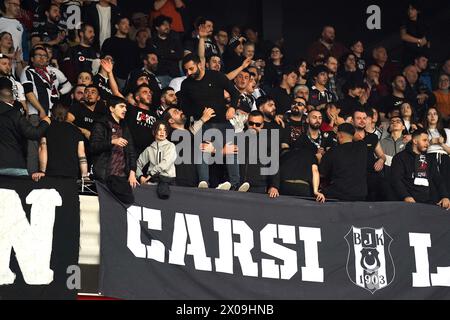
left=120, top=0, right=450, bottom=63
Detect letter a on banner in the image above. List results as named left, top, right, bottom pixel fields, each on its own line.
left=0, top=189, right=62, bottom=286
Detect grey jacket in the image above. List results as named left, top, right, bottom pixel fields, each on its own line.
left=380, top=135, right=407, bottom=167
left=137, top=139, right=177, bottom=178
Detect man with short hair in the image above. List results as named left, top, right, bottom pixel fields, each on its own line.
left=380, top=115, right=408, bottom=200
left=364, top=64, right=388, bottom=110
left=380, top=74, right=408, bottom=120
left=125, top=52, right=162, bottom=104
left=280, top=97, right=307, bottom=151
left=185, top=17, right=220, bottom=59
left=150, top=15, right=184, bottom=87
left=296, top=109, right=337, bottom=163
left=353, top=109, right=387, bottom=201
left=403, top=64, right=435, bottom=121
left=0, top=77, right=50, bottom=176
left=307, top=25, right=348, bottom=65
left=62, top=23, right=100, bottom=83
left=372, top=46, right=400, bottom=87
left=391, top=128, right=450, bottom=208
left=179, top=53, right=240, bottom=190
left=101, top=16, right=140, bottom=88
left=156, top=87, right=178, bottom=118
left=270, top=65, right=298, bottom=115
left=126, top=84, right=157, bottom=155
left=213, top=27, right=228, bottom=57
left=413, top=54, right=432, bottom=92
left=339, top=78, right=366, bottom=121
left=320, top=123, right=368, bottom=201
left=325, top=55, right=339, bottom=100
left=31, top=3, right=67, bottom=53
left=239, top=110, right=280, bottom=197
left=0, top=53, right=26, bottom=112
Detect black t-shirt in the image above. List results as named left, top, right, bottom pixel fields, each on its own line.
left=69, top=102, right=107, bottom=132
left=45, top=122, right=84, bottom=178
left=180, top=70, right=239, bottom=123
left=101, top=36, right=140, bottom=79
left=271, top=86, right=294, bottom=115
left=170, top=129, right=198, bottom=187
left=308, top=86, right=336, bottom=108
left=65, top=44, right=99, bottom=74
left=125, top=105, right=157, bottom=155
left=280, top=117, right=306, bottom=148
left=380, top=95, right=405, bottom=115
left=280, top=148, right=318, bottom=184
left=363, top=132, right=379, bottom=173
left=297, top=130, right=337, bottom=153
left=93, top=74, right=114, bottom=101
left=320, top=141, right=368, bottom=201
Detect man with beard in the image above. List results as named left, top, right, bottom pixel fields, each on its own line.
left=391, top=128, right=450, bottom=208
left=257, top=95, right=282, bottom=133
left=149, top=15, right=184, bottom=88
left=125, top=84, right=158, bottom=156
left=307, top=25, right=348, bottom=65
left=126, top=52, right=162, bottom=105
left=239, top=110, right=280, bottom=197
left=163, top=106, right=216, bottom=187
left=353, top=109, right=387, bottom=201
left=68, top=85, right=107, bottom=141
left=325, top=56, right=339, bottom=100
left=62, top=23, right=100, bottom=83
left=0, top=54, right=26, bottom=113
left=180, top=53, right=240, bottom=190
left=156, top=87, right=178, bottom=118
left=380, top=74, right=408, bottom=120
left=280, top=97, right=307, bottom=151
left=296, top=110, right=337, bottom=163
left=364, top=64, right=389, bottom=110
left=31, top=3, right=67, bottom=56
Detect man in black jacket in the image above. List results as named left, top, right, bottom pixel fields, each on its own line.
left=90, top=96, right=138, bottom=203
left=320, top=123, right=368, bottom=201
left=149, top=15, right=184, bottom=87
left=0, top=78, right=50, bottom=176
left=239, top=111, right=280, bottom=198
left=391, top=128, right=450, bottom=208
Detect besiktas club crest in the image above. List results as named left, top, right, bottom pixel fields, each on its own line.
left=345, top=227, right=395, bottom=294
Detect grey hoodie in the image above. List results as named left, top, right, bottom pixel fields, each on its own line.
left=136, top=139, right=177, bottom=178
left=380, top=135, right=406, bottom=167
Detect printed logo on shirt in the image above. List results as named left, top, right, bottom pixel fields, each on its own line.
left=136, top=111, right=156, bottom=128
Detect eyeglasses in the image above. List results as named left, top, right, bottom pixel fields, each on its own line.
left=248, top=121, right=263, bottom=127
left=294, top=102, right=306, bottom=107
left=34, top=54, right=48, bottom=58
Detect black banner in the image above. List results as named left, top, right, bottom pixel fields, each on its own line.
left=98, top=183, right=450, bottom=300
left=0, top=176, right=80, bottom=300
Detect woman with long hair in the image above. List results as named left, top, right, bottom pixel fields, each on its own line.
left=263, top=45, right=284, bottom=89
left=295, top=58, right=308, bottom=86
left=400, top=102, right=419, bottom=134
left=0, top=31, right=25, bottom=78
left=422, top=107, right=450, bottom=191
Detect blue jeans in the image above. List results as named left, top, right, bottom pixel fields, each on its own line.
left=0, top=168, right=29, bottom=176
left=196, top=122, right=240, bottom=188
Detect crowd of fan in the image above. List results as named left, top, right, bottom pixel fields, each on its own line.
left=0, top=0, right=449, bottom=208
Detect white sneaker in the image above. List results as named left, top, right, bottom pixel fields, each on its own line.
left=198, top=181, right=209, bottom=189
left=238, top=182, right=250, bottom=192
left=216, top=182, right=231, bottom=191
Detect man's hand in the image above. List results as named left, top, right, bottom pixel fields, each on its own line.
left=41, top=116, right=51, bottom=125
left=101, top=59, right=114, bottom=74
left=226, top=107, right=236, bottom=120
left=374, top=158, right=385, bottom=172
left=112, top=138, right=128, bottom=147
left=417, top=93, right=428, bottom=105
left=80, top=128, right=91, bottom=139
left=437, top=198, right=450, bottom=210
left=129, top=172, right=139, bottom=189
left=222, top=142, right=238, bottom=155
left=268, top=187, right=280, bottom=198
left=139, top=176, right=151, bottom=185
left=403, top=135, right=412, bottom=144
left=354, top=131, right=365, bottom=141
left=404, top=197, right=416, bottom=203
left=198, top=24, right=209, bottom=39
left=200, top=141, right=216, bottom=154
left=275, top=115, right=285, bottom=128
left=201, top=107, right=216, bottom=123
left=32, top=172, right=45, bottom=182
left=315, top=191, right=326, bottom=203
left=242, top=57, right=252, bottom=68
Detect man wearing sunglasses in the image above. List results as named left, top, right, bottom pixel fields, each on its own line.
left=280, top=97, right=308, bottom=151
left=239, top=110, right=280, bottom=198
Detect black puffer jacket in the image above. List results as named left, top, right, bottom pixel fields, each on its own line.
left=0, top=101, right=49, bottom=170
left=89, top=115, right=137, bottom=181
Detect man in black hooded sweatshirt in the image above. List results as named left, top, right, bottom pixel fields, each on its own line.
left=391, top=128, right=450, bottom=209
